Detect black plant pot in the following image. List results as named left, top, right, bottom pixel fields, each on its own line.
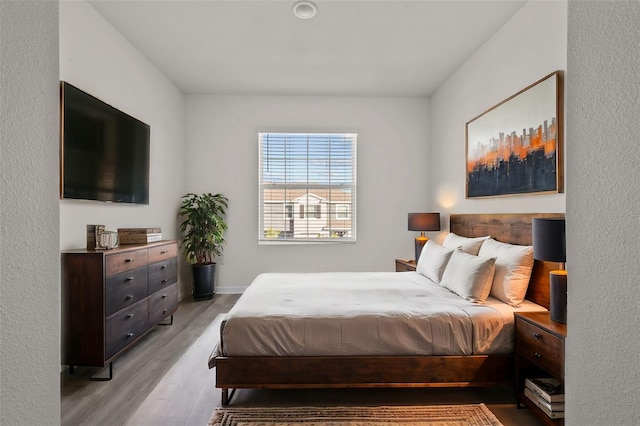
left=192, top=263, right=216, bottom=301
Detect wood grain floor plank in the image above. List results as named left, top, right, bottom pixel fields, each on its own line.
left=61, top=294, right=238, bottom=426
left=126, top=311, right=224, bottom=425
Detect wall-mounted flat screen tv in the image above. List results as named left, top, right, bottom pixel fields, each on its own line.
left=60, top=81, right=150, bottom=204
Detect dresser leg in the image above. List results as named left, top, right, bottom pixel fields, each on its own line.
left=91, top=362, right=113, bottom=381
left=158, top=314, right=174, bottom=326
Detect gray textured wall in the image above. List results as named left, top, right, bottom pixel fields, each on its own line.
left=566, top=1, right=640, bottom=424
left=0, top=1, right=61, bottom=424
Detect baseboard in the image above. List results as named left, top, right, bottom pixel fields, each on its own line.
left=216, top=286, right=247, bottom=294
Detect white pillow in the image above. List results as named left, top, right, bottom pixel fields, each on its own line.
left=442, top=232, right=490, bottom=255
left=439, top=249, right=496, bottom=303
left=416, top=240, right=455, bottom=284
left=478, top=238, right=534, bottom=306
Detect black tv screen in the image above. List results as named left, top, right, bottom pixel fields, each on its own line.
left=60, top=82, right=150, bottom=204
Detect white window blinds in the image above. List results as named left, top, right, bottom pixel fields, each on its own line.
left=259, top=133, right=357, bottom=243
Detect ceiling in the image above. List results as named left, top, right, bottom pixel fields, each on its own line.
left=88, top=0, right=526, bottom=97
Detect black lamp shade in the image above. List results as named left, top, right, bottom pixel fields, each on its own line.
left=532, top=217, right=567, bottom=323
left=408, top=213, right=441, bottom=232
left=532, top=218, right=566, bottom=262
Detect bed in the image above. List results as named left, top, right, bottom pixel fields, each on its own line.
left=209, top=213, right=563, bottom=405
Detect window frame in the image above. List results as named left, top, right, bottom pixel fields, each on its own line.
left=258, top=132, right=357, bottom=244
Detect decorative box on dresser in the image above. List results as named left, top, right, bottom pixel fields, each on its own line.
left=62, top=240, right=178, bottom=379
left=395, top=259, right=416, bottom=272
left=515, top=311, right=567, bottom=426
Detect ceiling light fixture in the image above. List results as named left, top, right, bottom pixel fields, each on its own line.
left=292, top=0, right=317, bottom=20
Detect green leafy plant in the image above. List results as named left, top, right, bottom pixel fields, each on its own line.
left=178, top=193, right=228, bottom=265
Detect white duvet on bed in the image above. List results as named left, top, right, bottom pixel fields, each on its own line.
left=219, top=271, right=546, bottom=357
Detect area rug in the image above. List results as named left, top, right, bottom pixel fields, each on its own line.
left=208, top=404, right=504, bottom=426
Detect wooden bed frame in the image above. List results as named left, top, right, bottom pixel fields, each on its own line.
left=210, top=213, right=563, bottom=405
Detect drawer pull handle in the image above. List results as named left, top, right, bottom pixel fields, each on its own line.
left=161, top=264, right=168, bottom=269
left=125, top=258, right=135, bottom=262
left=160, top=250, right=167, bottom=254
left=126, top=295, right=135, bottom=300
left=163, top=309, right=168, bottom=314
left=127, top=313, right=134, bottom=319
left=126, top=276, right=135, bottom=281
left=126, top=332, right=134, bottom=338
left=533, top=332, right=541, bottom=339
left=534, top=352, right=542, bottom=358
left=162, top=293, right=167, bottom=298
left=162, top=279, right=168, bottom=283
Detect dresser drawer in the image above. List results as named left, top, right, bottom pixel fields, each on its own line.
left=516, top=316, right=564, bottom=378
left=105, top=299, right=149, bottom=359
left=148, top=257, right=178, bottom=294
left=148, top=243, right=178, bottom=264
left=105, top=266, right=149, bottom=316
left=149, top=283, right=178, bottom=325
left=106, top=249, right=148, bottom=276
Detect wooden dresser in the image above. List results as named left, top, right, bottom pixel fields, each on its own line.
left=62, top=240, right=178, bottom=379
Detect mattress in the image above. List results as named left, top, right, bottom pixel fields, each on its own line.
left=219, top=271, right=546, bottom=357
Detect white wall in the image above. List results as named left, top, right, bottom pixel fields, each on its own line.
left=0, top=1, right=60, bottom=424
left=186, top=95, right=430, bottom=291
left=429, top=1, right=567, bottom=225
left=59, top=1, right=189, bottom=296
left=566, top=2, right=640, bottom=424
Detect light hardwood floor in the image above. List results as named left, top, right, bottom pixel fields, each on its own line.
left=61, top=294, right=543, bottom=426
left=61, top=294, right=240, bottom=426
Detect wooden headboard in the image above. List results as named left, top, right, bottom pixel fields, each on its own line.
left=450, top=213, right=564, bottom=309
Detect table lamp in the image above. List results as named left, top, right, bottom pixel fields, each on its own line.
left=532, top=217, right=567, bottom=323
left=408, top=213, right=441, bottom=262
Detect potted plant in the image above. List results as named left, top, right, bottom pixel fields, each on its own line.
left=178, top=192, right=228, bottom=300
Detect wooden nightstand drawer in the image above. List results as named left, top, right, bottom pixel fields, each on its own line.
left=516, top=316, right=564, bottom=378
left=395, top=259, right=416, bottom=272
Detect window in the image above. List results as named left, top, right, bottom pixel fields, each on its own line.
left=300, top=204, right=320, bottom=219
left=259, top=133, right=357, bottom=243
left=336, top=204, right=350, bottom=219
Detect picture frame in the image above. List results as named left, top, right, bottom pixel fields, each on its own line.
left=466, top=71, right=563, bottom=198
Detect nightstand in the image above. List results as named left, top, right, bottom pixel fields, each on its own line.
left=395, top=259, right=416, bottom=272
left=514, top=312, right=567, bottom=426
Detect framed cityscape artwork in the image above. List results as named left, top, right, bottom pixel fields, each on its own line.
left=465, top=71, right=563, bottom=198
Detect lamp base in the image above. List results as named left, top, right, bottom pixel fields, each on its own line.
left=549, top=270, right=568, bottom=323
left=414, top=236, right=428, bottom=262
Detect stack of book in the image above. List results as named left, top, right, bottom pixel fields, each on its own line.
left=524, top=377, right=565, bottom=419
left=118, top=227, right=163, bottom=245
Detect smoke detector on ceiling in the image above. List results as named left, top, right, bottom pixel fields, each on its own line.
left=292, top=0, right=317, bottom=20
